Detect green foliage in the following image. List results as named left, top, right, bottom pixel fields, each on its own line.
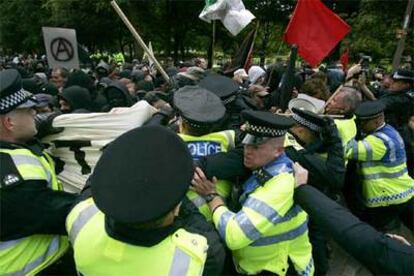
left=344, top=0, right=413, bottom=62
left=0, top=0, right=412, bottom=64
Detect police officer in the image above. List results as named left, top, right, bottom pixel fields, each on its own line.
left=199, top=74, right=251, bottom=134
left=288, top=108, right=345, bottom=275
left=0, top=69, right=77, bottom=275
left=345, top=101, right=414, bottom=231
left=379, top=69, right=414, bottom=131
left=66, top=126, right=209, bottom=275
left=289, top=107, right=345, bottom=192
left=174, top=85, right=235, bottom=221
left=192, top=110, right=313, bottom=275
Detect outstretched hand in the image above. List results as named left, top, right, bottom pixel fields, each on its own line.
left=293, top=162, right=309, bottom=188
left=191, top=167, right=218, bottom=196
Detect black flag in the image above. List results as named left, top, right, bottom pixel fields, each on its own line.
left=224, top=27, right=257, bottom=76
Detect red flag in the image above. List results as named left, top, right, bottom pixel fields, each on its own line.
left=284, top=0, right=351, bottom=67
left=340, top=48, right=350, bottom=70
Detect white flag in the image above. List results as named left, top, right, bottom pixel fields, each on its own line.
left=199, top=0, right=255, bottom=36
left=142, top=41, right=156, bottom=74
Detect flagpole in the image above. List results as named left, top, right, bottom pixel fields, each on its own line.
left=110, top=0, right=170, bottom=82
left=392, top=0, right=414, bottom=71
left=211, top=21, right=216, bottom=69
left=266, top=40, right=283, bottom=87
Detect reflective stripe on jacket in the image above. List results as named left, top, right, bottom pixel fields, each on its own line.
left=66, top=198, right=207, bottom=276
left=346, top=124, right=414, bottom=207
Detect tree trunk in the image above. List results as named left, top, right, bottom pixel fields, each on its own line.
left=260, top=21, right=271, bottom=67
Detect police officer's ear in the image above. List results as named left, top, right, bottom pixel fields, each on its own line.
left=0, top=114, right=13, bottom=131
left=0, top=112, right=16, bottom=132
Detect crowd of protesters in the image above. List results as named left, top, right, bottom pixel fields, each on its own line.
left=0, top=51, right=413, bottom=275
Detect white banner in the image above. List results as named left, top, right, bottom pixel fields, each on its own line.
left=42, top=27, right=80, bottom=70
left=42, top=101, right=157, bottom=192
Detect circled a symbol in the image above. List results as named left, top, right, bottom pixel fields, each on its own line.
left=50, top=37, right=74, bottom=62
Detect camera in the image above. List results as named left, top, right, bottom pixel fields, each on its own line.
left=359, top=54, right=372, bottom=72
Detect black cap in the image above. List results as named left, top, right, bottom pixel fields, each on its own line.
left=0, top=69, right=37, bottom=114
left=291, top=107, right=325, bottom=132
left=60, top=85, right=92, bottom=111
left=22, top=78, right=40, bottom=94
left=241, top=110, right=294, bottom=145
left=91, top=126, right=194, bottom=224
left=355, top=101, right=385, bottom=120
left=199, top=75, right=239, bottom=104
left=392, top=69, right=414, bottom=82
left=39, top=83, right=59, bottom=96
left=174, top=85, right=226, bottom=128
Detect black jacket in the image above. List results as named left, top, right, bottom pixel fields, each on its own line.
left=0, top=140, right=78, bottom=240
left=379, top=88, right=414, bottom=130
left=294, top=185, right=414, bottom=275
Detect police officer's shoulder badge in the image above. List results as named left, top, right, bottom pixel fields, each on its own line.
left=2, top=174, right=20, bottom=187
left=0, top=152, right=23, bottom=188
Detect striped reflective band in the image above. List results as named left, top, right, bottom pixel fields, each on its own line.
left=235, top=212, right=262, bottom=241
left=8, top=236, right=60, bottom=276
left=367, top=187, right=414, bottom=205
left=299, top=258, right=314, bottom=276
left=169, top=247, right=191, bottom=276
left=251, top=219, right=308, bottom=247
left=374, top=133, right=396, bottom=162
left=191, top=195, right=206, bottom=208
left=69, top=204, right=99, bottom=244
left=361, top=140, right=373, bottom=161
left=10, top=154, right=52, bottom=185
left=364, top=167, right=407, bottom=180
left=352, top=140, right=359, bottom=160
left=217, top=211, right=233, bottom=241
left=244, top=197, right=302, bottom=224
left=0, top=237, right=27, bottom=251
left=361, top=158, right=406, bottom=168
left=223, top=130, right=235, bottom=149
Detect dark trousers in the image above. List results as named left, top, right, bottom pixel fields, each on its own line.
left=358, top=197, right=414, bottom=232
left=308, top=218, right=329, bottom=276
left=39, top=248, right=77, bottom=275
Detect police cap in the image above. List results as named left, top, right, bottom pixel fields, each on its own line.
left=291, top=107, right=325, bottom=132
left=91, top=125, right=194, bottom=224
left=199, top=75, right=239, bottom=104
left=0, top=69, right=37, bottom=114
left=241, top=110, right=294, bottom=145
left=174, top=85, right=226, bottom=128
left=392, top=69, right=414, bottom=83
left=355, top=101, right=385, bottom=120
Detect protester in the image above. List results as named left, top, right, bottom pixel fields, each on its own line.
left=248, top=65, right=266, bottom=86
left=59, top=85, right=93, bottom=114
left=293, top=163, right=414, bottom=275
left=51, top=66, right=69, bottom=93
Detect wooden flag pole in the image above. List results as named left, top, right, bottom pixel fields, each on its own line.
left=210, top=20, right=216, bottom=69
left=110, top=0, right=170, bottom=82
left=392, top=0, right=414, bottom=71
